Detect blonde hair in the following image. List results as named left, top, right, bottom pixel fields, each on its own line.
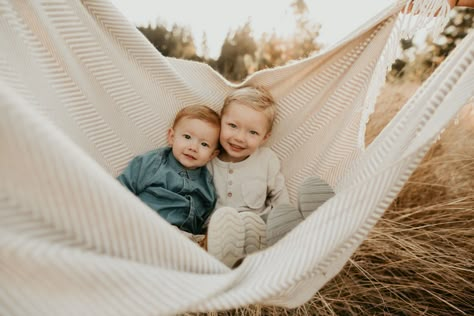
left=221, top=85, right=276, bottom=133
left=172, top=105, right=220, bottom=129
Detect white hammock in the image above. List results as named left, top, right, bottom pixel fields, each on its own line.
left=1, top=0, right=473, bottom=314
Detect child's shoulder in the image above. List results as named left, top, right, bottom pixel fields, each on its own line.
left=256, top=146, right=277, bottom=159
left=140, top=146, right=169, bottom=156
left=255, top=147, right=282, bottom=170
left=133, top=146, right=170, bottom=164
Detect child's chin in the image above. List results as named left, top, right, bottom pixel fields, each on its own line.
left=182, top=162, right=199, bottom=169
left=231, top=151, right=250, bottom=159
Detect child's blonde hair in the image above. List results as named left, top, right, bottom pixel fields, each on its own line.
left=221, top=85, right=276, bottom=133
left=173, top=105, right=220, bottom=129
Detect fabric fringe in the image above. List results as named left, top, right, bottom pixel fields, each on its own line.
left=358, top=0, right=452, bottom=148
left=399, top=0, right=451, bottom=38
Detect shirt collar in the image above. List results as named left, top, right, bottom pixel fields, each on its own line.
left=212, top=147, right=260, bottom=168
left=165, top=147, right=202, bottom=180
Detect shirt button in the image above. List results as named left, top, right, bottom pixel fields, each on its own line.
left=227, top=192, right=232, bottom=197
left=229, top=169, right=234, bottom=174
left=228, top=180, right=232, bottom=185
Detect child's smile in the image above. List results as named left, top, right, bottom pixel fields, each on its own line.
left=218, top=102, right=270, bottom=163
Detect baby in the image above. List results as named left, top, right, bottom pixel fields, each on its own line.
left=117, top=105, right=220, bottom=235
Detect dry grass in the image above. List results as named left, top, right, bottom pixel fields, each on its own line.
left=303, top=82, right=474, bottom=315
left=195, top=81, right=473, bottom=315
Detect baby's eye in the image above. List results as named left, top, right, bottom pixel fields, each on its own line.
left=228, top=123, right=237, bottom=128
left=201, top=142, right=209, bottom=147
left=183, top=134, right=191, bottom=139
left=250, top=130, right=259, bottom=135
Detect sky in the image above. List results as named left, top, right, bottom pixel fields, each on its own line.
left=110, top=0, right=395, bottom=58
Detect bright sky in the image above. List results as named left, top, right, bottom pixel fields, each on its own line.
left=110, top=0, right=396, bottom=58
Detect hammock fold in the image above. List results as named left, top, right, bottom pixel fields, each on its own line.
left=1, top=0, right=473, bottom=314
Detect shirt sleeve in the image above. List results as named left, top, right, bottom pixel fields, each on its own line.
left=117, top=150, right=162, bottom=195
left=266, top=150, right=290, bottom=207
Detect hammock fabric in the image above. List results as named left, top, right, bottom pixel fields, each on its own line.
left=1, top=0, right=473, bottom=314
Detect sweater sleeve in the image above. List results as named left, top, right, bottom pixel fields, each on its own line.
left=266, top=150, right=290, bottom=207
left=117, top=149, right=162, bottom=195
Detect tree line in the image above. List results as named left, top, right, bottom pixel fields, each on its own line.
left=138, top=2, right=472, bottom=83
left=138, top=0, right=320, bottom=82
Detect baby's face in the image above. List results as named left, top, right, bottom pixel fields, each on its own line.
left=219, top=102, right=270, bottom=163
left=168, top=118, right=220, bottom=169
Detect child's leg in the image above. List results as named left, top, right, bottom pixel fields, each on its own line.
left=239, top=212, right=266, bottom=254
left=265, top=177, right=334, bottom=246
left=207, top=207, right=245, bottom=267
left=298, top=176, right=335, bottom=219
left=266, top=204, right=304, bottom=246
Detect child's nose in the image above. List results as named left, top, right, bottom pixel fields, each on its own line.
left=189, top=141, right=198, bottom=151
left=235, top=130, right=245, bottom=142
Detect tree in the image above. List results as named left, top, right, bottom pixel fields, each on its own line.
left=216, top=21, right=257, bottom=82
left=137, top=0, right=323, bottom=81
left=422, top=8, right=472, bottom=69
left=200, top=32, right=210, bottom=60
left=255, top=0, right=321, bottom=71
left=138, top=23, right=200, bottom=60
left=288, top=0, right=321, bottom=60
left=389, top=8, right=473, bottom=81
left=255, top=32, right=288, bottom=70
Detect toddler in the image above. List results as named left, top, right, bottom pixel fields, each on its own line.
left=206, top=86, right=292, bottom=266
left=206, top=86, right=335, bottom=267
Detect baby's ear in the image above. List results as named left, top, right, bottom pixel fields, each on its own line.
left=262, top=131, right=271, bottom=143
left=167, top=128, right=175, bottom=146
left=210, top=148, right=220, bottom=160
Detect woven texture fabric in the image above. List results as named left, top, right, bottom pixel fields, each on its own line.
left=1, top=0, right=472, bottom=314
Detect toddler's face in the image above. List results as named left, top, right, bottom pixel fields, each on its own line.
left=219, top=103, right=270, bottom=163
left=168, top=118, right=220, bottom=169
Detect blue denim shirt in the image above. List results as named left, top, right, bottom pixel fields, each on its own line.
left=117, top=147, right=216, bottom=234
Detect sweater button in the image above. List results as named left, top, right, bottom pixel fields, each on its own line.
left=227, top=192, right=232, bottom=197
left=229, top=169, right=234, bottom=174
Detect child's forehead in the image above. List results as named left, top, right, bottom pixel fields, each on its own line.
left=224, top=103, right=271, bottom=131
left=175, top=116, right=219, bottom=129
left=225, top=102, right=270, bottom=120
left=175, top=117, right=220, bottom=134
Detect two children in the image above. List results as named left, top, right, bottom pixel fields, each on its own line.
left=117, top=86, right=334, bottom=267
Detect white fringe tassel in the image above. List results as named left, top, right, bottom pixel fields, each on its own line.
left=358, top=0, right=452, bottom=149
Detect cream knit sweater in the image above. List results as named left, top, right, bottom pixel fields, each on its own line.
left=208, top=147, right=290, bottom=218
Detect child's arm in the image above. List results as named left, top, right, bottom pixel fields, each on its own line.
left=266, top=151, right=290, bottom=207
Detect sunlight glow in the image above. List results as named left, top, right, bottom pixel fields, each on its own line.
left=110, top=0, right=395, bottom=58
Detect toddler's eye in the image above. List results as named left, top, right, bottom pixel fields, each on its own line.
left=250, top=130, right=259, bottom=135
left=183, top=134, right=191, bottom=139
left=228, top=123, right=237, bottom=128
left=201, top=142, right=209, bottom=147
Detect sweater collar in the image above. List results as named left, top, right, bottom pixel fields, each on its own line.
left=212, top=147, right=260, bottom=168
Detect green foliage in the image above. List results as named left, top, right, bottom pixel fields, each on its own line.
left=254, top=0, right=321, bottom=72
left=137, top=5, right=471, bottom=83
left=138, top=23, right=203, bottom=61
left=423, top=8, right=473, bottom=67
left=389, top=8, right=473, bottom=82
left=216, top=21, right=257, bottom=82
left=214, top=0, right=321, bottom=81
left=137, top=0, right=321, bottom=82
